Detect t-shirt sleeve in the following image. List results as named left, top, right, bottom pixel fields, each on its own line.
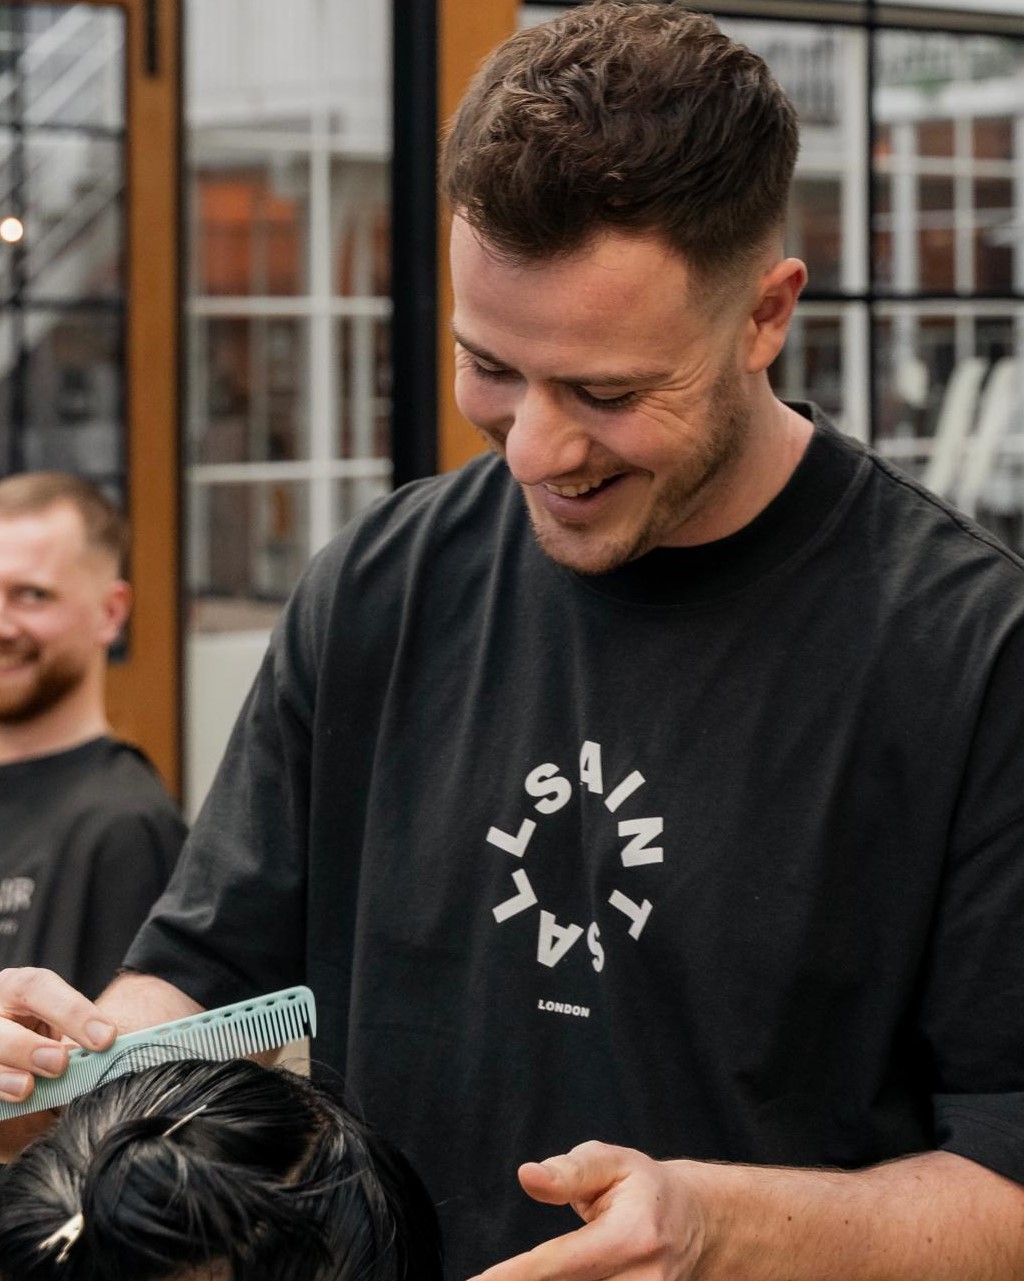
left=76, top=808, right=186, bottom=999
left=920, top=621, right=1024, bottom=1184
left=122, top=543, right=337, bottom=1012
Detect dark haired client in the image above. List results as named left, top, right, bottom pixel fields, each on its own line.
left=0, top=1057, right=443, bottom=1281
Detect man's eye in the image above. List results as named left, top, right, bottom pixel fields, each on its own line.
left=15, top=587, right=49, bottom=604
left=469, top=359, right=514, bottom=382
left=575, top=387, right=639, bottom=411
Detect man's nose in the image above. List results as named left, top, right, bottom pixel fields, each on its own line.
left=503, top=388, right=589, bottom=485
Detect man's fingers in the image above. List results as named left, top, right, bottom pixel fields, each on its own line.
left=0, top=1019, right=70, bottom=1099
left=470, top=1215, right=624, bottom=1281
left=0, top=967, right=115, bottom=1076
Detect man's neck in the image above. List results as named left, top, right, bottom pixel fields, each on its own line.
left=667, top=393, right=814, bottom=548
left=0, top=700, right=110, bottom=765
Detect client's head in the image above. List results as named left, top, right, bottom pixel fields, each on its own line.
left=0, top=1057, right=442, bottom=1281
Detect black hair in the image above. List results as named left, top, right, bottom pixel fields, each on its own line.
left=0, top=1058, right=443, bottom=1281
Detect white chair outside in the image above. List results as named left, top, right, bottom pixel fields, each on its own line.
left=921, top=356, right=989, bottom=500
left=955, top=357, right=1023, bottom=518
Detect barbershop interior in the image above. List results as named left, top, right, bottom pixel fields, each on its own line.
left=1, top=0, right=1022, bottom=811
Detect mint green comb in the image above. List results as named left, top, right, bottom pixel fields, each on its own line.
left=0, top=985, right=317, bottom=1119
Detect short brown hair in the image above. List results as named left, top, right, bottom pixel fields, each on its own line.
left=441, top=2, right=799, bottom=281
left=0, top=472, right=131, bottom=573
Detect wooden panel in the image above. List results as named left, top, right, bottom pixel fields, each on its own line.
left=105, top=0, right=181, bottom=795
left=436, top=0, right=518, bottom=472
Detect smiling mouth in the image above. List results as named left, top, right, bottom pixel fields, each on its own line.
left=543, top=475, right=621, bottom=499
left=0, top=651, right=35, bottom=671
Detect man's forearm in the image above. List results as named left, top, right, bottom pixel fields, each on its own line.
left=97, top=971, right=203, bottom=1032
left=690, top=1149, right=1024, bottom=1280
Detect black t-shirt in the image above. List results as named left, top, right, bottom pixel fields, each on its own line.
left=126, top=408, right=1024, bottom=1278
left=0, top=737, right=185, bottom=998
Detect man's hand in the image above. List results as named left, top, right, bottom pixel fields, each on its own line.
left=0, top=967, right=117, bottom=1162
left=471, top=1141, right=708, bottom=1281
left=0, top=967, right=200, bottom=1161
left=0, top=967, right=116, bottom=1104
left=472, top=1144, right=1024, bottom=1281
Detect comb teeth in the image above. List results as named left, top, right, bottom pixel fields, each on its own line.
left=0, top=986, right=317, bottom=1120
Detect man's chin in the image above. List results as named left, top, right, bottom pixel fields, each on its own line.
left=0, top=665, right=82, bottom=725
left=528, top=516, right=638, bottom=576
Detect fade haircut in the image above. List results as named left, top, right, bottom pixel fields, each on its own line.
left=0, top=472, right=130, bottom=574
left=441, top=1, right=799, bottom=286
left=0, top=1057, right=443, bottom=1281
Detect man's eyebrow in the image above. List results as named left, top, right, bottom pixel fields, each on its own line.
left=451, top=328, right=507, bottom=368
left=451, top=326, right=671, bottom=388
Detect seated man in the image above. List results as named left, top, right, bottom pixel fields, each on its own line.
left=0, top=472, right=185, bottom=996
left=0, top=1056, right=443, bottom=1281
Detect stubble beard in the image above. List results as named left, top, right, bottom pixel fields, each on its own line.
left=526, top=369, right=753, bottom=576
left=0, top=648, right=88, bottom=725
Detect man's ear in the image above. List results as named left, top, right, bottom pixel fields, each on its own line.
left=97, top=578, right=132, bottom=648
left=745, top=257, right=807, bottom=374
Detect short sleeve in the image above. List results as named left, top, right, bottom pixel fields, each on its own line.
left=921, top=624, right=1024, bottom=1184
left=122, top=539, right=340, bottom=1010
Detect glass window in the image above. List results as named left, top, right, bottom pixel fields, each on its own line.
left=185, top=0, right=392, bottom=639
left=194, top=156, right=310, bottom=298
left=189, top=479, right=310, bottom=608
left=874, top=307, right=1024, bottom=541
left=189, top=316, right=310, bottom=465
left=332, top=159, right=389, bottom=297
left=0, top=3, right=125, bottom=484
left=896, top=0, right=1024, bottom=14
left=335, top=315, right=390, bottom=461
left=788, top=177, right=843, bottom=292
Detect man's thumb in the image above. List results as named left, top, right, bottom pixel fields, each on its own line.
left=517, top=1141, right=624, bottom=1208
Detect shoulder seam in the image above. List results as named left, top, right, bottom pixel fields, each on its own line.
left=861, top=447, right=1024, bottom=578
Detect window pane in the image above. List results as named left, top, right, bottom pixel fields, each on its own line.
left=4, top=5, right=124, bottom=129
left=917, top=121, right=954, bottom=160
left=895, top=0, right=1024, bottom=13
left=18, top=132, right=123, bottom=301
left=873, top=31, right=1024, bottom=295
left=974, top=178, right=1015, bottom=291
left=0, top=3, right=126, bottom=478
left=189, top=479, right=310, bottom=603
left=193, top=155, right=310, bottom=297
left=0, top=305, right=123, bottom=485
left=788, top=177, right=842, bottom=292
left=335, top=315, right=390, bottom=461
left=189, top=316, right=309, bottom=464
left=919, top=176, right=955, bottom=292
left=874, top=308, right=1024, bottom=551
left=332, top=159, right=389, bottom=297
left=974, top=117, right=1014, bottom=161
left=771, top=309, right=844, bottom=423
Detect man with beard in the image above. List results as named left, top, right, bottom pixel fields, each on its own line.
left=0, top=472, right=184, bottom=997
left=1, top=5, right=1024, bottom=1280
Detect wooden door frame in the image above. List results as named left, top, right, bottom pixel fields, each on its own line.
left=110, top=0, right=182, bottom=796
left=436, top=0, right=518, bottom=473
